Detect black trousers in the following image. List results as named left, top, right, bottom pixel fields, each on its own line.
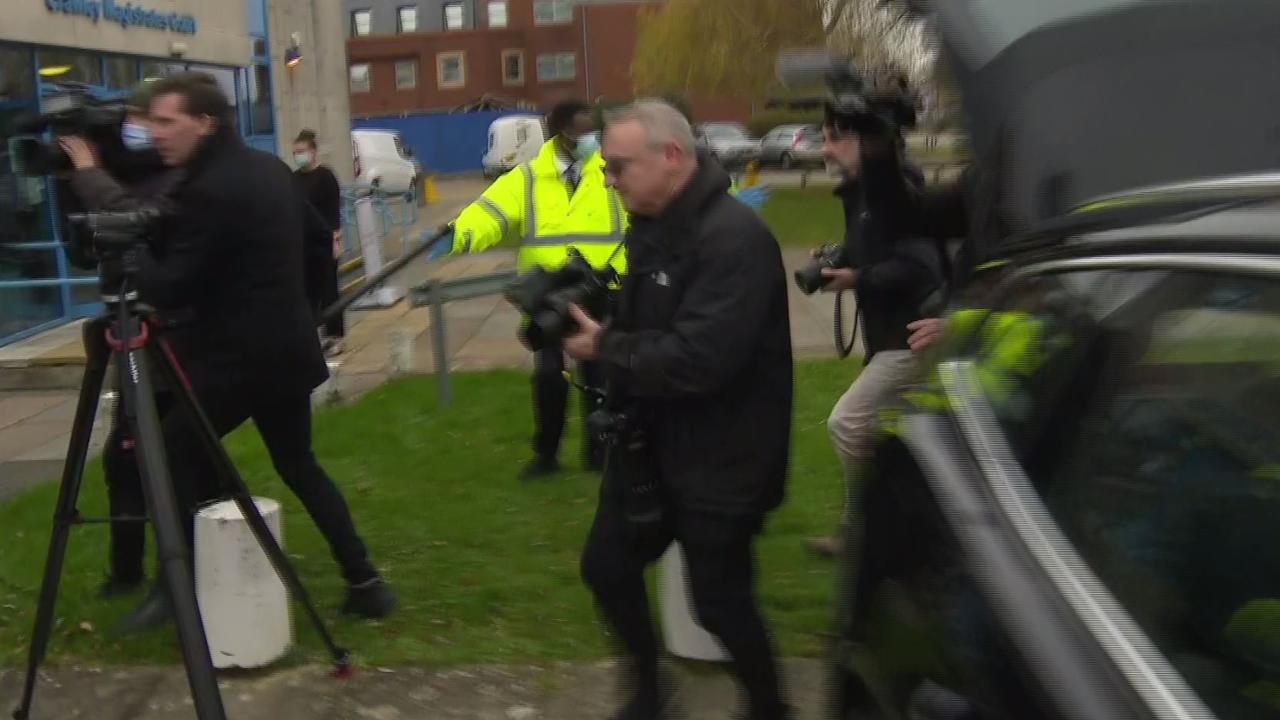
left=532, top=348, right=604, bottom=465
left=104, top=381, right=376, bottom=587
left=307, top=256, right=345, bottom=339
left=104, top=391, right=171, bottom=584
left=580, top=478, right=787, bottom=717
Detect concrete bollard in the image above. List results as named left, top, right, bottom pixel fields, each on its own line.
left=658, top=542, right=730, bottom=662
left=388, top=328, right=413, bottom=377
left=195, top=498, right=292, bottom=670
left=313, top=361, right=343, bottom=408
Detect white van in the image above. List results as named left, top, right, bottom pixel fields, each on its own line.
left=351, top=129, right=419, bottom=193
left=482, top=115, right=546, bottom=179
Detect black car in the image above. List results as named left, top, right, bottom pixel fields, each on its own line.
left=829, top=177, right=1280, bottom=720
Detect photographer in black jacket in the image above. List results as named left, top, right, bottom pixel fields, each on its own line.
left=806, top=102, right=947, bottom=557
left=564, top=100, right=794, bottom=720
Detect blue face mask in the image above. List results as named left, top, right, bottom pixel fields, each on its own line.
left=121, top=121, right=152, bottom=151
left=573, top=132, right=600, bottom=161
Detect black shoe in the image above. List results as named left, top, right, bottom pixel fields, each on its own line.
left=97, top=575, right=145, bottom=599
left=610, top=692, right=679, bottom=720
left=111, top=583, right=173, bottom=636
left=519, top=456, right=560, bottom=480
left=342, top=578, right=397, bottom=619
left=610, top=670, right=678, bottom=720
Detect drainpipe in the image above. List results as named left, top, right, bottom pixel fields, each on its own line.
left=581, top=6, right=591, bottom=99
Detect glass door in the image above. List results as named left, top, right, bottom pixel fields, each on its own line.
left=0, top=45, right=67, bottom=344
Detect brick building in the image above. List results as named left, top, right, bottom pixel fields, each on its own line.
left=345, top=0, right=752, bottom=121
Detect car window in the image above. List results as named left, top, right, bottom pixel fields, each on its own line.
left=975, top=268, right=1280, bottom=719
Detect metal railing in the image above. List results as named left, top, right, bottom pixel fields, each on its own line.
left=337, top=184, right=422, bottom=291
left=408, top=269, right=518, bottom=406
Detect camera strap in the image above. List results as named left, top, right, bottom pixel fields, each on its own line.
left=834, top=289, right=859, bottom=359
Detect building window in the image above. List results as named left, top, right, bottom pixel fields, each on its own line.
left=395, top=59, right=417, bottom=89
left=501, top=49, right=524, bottom=86
left=397, top=6, right=418, bottom=33
left=487, top=0, right=508, bottom=28
left=536, top=52, right=576, bottom=82
left=37, top=50, right=103, bottom=86
left=436, top=52, right=466, bottom=90
left=0, top=47, right=35, bottom=102
left=248, top=64, right=274, bottom=134
left=349, top=63, right=371, bottom=93
left=443, top=2, right=464, bottom=30
left=105, top=56, right=139, bottom=90
left=533, top=0, right=573, bottom=25
left=351, top=9, right=372, bottom=37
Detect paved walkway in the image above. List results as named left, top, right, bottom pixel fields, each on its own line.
left=0, top=658, right=830, bottom=719
left=0, top=176, right=857, bottom=501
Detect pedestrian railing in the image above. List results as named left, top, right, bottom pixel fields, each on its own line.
left=408, top=269, right=518, bottom=406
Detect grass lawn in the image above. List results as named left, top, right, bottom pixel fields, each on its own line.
left=0, top=360, right=859, bottom=669
left=760, top=189, right=845, bottom=249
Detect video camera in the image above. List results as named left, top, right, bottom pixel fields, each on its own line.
left=775, top=50, right=917, bottom=138
left=11, top=88, right=127, bottom=177
left=503, top=248, right=617, bottom=351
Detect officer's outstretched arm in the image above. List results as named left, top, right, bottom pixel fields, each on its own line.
left=451, top=166, right=527, bottom=254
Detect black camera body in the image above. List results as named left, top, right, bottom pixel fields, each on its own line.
left=794, top=243, right=849, bottom=295
left=504, top=247, right=617, bottom=351
left=67, top=209, right=162, bottom=297
left=12, top=89, right=126, bottom=177
left=588, top=405, right=663, bottom=529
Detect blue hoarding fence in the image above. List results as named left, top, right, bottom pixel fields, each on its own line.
left=352, top=109, right=535, bottom=175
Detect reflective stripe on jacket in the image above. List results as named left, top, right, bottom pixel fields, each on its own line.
left=452, top=138, right=627, bottom=274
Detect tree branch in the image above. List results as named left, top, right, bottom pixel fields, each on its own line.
left=824, top=0, right=854, bottom=35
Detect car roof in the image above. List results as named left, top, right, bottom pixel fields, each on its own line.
left=1080, top=200, right=1280, bottom=244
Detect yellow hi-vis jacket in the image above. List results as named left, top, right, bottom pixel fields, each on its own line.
left=451, top=139, right=627, bottom=275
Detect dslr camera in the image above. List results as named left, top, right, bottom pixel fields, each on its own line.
left=11, top=87, right=126, bottom=177
left=794, top=243, right=850, bottom=295
left=503, top=247, right=617, bottom=351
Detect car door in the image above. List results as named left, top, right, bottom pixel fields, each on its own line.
left=904, top=256, right=1280, bottom=720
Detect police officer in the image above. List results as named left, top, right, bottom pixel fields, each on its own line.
left=451, top=99, right=625, bottom=478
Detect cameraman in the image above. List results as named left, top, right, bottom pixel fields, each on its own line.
left=55, top=82, right=186, bottom=605
left=130, top=71, right=395, bottom=622
left=806, top=106, right=946, bottom=557
left=565, top=100, right=794, bottom=720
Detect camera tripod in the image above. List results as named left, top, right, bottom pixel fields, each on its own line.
left=12, top=224, right=350, bottom=720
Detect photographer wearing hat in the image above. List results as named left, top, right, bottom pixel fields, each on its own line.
left=804, top=75, right=947, bottom=557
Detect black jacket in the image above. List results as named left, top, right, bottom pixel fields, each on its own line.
left=840, top=148, right=946, bottom=360
left=138, top=127, right=329, bottom=397
left=596, top=156, right=793, bottom=517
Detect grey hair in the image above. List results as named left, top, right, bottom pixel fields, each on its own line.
left=604, top=99, right=697, bottom=156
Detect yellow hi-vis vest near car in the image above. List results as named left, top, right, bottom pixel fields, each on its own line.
left=451, top=139, right=628, bottom=275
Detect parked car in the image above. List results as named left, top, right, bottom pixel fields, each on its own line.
left=483, top=115, right=546, bottom=179
left=694, top=122, right=760, bottom=169
left=351, top=129, right=418, bottom=194
left=759, top=124, right=822, bottom=169
left=830, top=176, right=1280, bottom=720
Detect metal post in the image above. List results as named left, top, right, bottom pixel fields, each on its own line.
left=428, top=281, right=451, bottom=405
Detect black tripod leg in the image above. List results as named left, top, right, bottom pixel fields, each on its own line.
left=122, top=342, right=227, bottom=719
left=13, top=319, right=111, bottom=720
left=148, top=340, right=351, bottom=673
